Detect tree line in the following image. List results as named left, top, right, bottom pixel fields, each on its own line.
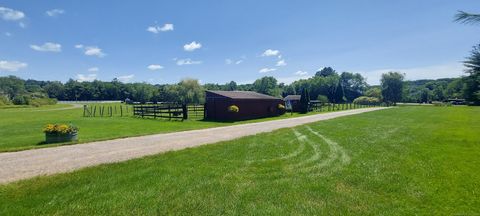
left=0, top=64, right=474, bottom=106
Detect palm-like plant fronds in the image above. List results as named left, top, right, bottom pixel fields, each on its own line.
left=455, top=11, right=480, bottom=25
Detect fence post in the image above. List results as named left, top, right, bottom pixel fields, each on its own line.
left=182, top=104, right=188, bottom=120
left=83, top=105, right=87, bottom=117
left=120, top=105, right=123, bottom=117
left=168, top=105, right=171, bottom=120
left=153, top=105, right=157, bottom=119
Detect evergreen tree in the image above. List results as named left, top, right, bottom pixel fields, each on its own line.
left=299, top=88, right=310, bottom=113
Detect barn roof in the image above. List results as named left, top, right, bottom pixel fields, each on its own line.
left=206, top=90, right=280, bottom=100
left=284, top=95, right=301, bottom=100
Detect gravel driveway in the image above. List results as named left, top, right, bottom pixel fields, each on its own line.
left=0, top=107, right=389, bottom=184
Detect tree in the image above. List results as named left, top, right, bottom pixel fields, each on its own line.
left=178, top=78, right=204, bottom=104
left=299, top=88, right=310, bottom=113
left=340, top=72, right=367, bottom=102
left=225, top=81, right=237, bottom=91
left=333, top=80, right=345, bottom=103
left=282, top=85, right=296, bottom=97
left=455, top=11, right=480, bottom=25
left=365, top=87, right=382, bottom=99
left=43, top=81, right=65, bottom=99
left=315, top=67, right=336, bottom=77
left=380, top=72, right=405, bottom=105
left=252, top=76, right=280, bottom=96
left=420, top=88, right=431, bottom=103
left=316, top=95, right=329, bottom=104
left=463, top=44, right=480, bottom=104
left=0, top=76, right=25, bottom=99
left=445, top=79, right=464, bottom=99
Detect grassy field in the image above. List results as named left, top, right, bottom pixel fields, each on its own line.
left=1, top=106, right=478, bottom=214
left=0, top=103, right=351, bottom=152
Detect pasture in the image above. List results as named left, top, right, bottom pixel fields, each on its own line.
left=1, top=106, right=478, bottom=215
left=0, top=103, right=359, bottom=152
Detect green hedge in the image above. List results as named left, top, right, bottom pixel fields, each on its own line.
left=353, top=96, right=381, bottom=105
left=10, top=94, right=57, bottom=107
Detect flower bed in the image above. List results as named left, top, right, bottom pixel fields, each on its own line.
left=43, top=124, right=79, bottom=144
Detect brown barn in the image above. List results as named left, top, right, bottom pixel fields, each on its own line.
left=205, top=90, right=285, bottom=121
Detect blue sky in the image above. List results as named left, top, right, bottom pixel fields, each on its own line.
left=0, top=1, right=479, bottom=85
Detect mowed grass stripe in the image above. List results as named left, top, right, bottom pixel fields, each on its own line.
left=1, top=106, right=479, bottom=215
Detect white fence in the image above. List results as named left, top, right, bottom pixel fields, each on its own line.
left=58, top=100, right=122, bottom=104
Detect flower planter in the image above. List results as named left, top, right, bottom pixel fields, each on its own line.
left=45, top=133, right=78, bottom=144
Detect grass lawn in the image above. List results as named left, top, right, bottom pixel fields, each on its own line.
left=1, top=106, right=479, bottom=215
left=0, top=103, right=353, bottom=152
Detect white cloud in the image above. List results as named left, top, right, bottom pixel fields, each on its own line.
left=4, top=32, right=11, bottom=37
left=30, top=42, right=62, bottom=52
left=117, top=74, right=134, bottom=83
left=19, top=22, right=26, bottom=28
left=226, top=58, right=243, bottom=65
left=45, top=9, right=64, bottom=17
left=147, top=23, right=174, bottom=33
left=87, top=67, right=99, bottom=72
left=0, top=60, right=27, bottom=72
left=359, top=62, right=465, bottom=85
left=262, top=49, right=280, bottom=57
left=294, top=70, right=308, bottom=76
left=84, top=46, right=106, bottom=57
left=76, top=74, right=97, bottom=82
left=147, top=64, right=163, bottom=70
left=176, top=58, right=202, bottom=65
left=276, top=59, right=287, bottom=66
left=75, top=44, right=105, bottom=57
left=0, top=7, right=25, bottom=21
left=259, top=68, right=277, bottom=73
left=161, top=24, right=174, bottom=31
left=183, top=41, right=202, bottom=51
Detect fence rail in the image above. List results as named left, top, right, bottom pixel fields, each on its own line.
left=187, top=105, right=205, bottom=119
left=311, top=103, right=379, bottom=112
left=133, top=104, right=186, bottom=120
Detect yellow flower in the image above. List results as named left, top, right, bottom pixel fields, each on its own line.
left=43, top=123, right=78, bottom=134
left=43, top=124, right=56, bottom=133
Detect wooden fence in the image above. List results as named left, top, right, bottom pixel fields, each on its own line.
left=187, top=105, right=205, bottom=119
left=83, top=104, right=132, bottom=117
left=133, top=104, right=186, bottom=120
left=310, top=103, right=378, bottom=112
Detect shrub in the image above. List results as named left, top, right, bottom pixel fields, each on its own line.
left=43, top=124, right=79, bottom=134
left=27, top=97, right=57, bottom=106
left=278, top=104, right=285, bottom=109
left=0, top=95, right=11, bottom=106
left=227, top=105, right=239, bottom=113
left=353, top=96, right=380, bottom=105
left=316, top=95, right=329, bottom=104
left=12, top=95, right=27, bottom=105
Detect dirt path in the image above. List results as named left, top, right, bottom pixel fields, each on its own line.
left=0, top=107, right=389, bottom=184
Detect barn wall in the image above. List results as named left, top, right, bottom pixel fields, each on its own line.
left=205, top=93, right=285, bottom=121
